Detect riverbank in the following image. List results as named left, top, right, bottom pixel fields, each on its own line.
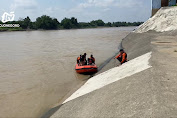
left=41, top=30, right=150, bottom=117
left=0, top=26, right=136, bottom=32
left=44, top=29, right=177, bottom=117
left=0, top=27, right=25, bottom=32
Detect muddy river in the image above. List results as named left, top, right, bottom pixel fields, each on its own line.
left=0, top=27, right=135, bottom=117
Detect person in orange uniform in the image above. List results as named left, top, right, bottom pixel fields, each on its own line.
left=88, top=54, right=95, bottom=65
left=77, top=55, right=81, bottom=65
left=114, top=49, right=127, bottom=65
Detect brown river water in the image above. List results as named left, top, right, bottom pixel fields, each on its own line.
left=0, top=27, right=135, bottom=117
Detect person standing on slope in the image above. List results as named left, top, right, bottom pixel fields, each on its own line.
left=114, top=49, right=127, bottom=65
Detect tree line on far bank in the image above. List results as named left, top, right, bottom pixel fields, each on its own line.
left=0, top=15, right=143, bottom=30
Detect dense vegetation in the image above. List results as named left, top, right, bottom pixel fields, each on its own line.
left=0, top=15, right=143, bottom=31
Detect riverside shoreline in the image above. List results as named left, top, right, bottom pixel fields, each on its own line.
left=0, top=26, right=136, bottom=32
left=45, top=30, right=177, bottom=118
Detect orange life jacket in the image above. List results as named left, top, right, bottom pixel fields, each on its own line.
left=89, top=57, right=95, bottom=63
left=77, top=57, right=80, bottom=61
left=115, top=52, right=127, bottom=64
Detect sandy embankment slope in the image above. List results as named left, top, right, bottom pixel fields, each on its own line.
left=45, top=7, right=177, bottom=118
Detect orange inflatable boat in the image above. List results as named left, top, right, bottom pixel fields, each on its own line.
left=75, top=64, right=98, bottom=74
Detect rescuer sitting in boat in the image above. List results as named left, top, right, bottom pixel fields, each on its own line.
left=77, top=55, right=82, bottom=65
left=78, top=53, right=87, bottom=66
left=75, top=54, right=97, bottom=74
left=88, top=54, right=95, bottom=65
left=83, top=53, right=87, bottom=65
left=114, top=49, right=127, bottom=65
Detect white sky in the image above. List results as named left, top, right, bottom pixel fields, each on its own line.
left=0, top=0, right=152, bottom=22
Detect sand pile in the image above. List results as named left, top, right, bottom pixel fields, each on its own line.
left=136, top=6, right=177, bottom=33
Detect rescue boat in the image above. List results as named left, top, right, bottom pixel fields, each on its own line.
left=75, top=64, right=98, bottom=74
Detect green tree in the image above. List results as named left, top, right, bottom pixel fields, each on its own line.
left=61, top=18, right=72, bottom=29
left=71, top=17, right=79, bottom=28
left=79, top=22, right=91, bottom=28
left=96, top=19, right=105, bottom=26
left=19, top=16, right=32, bottom=29
left=90, top=20, right=97, bottom=27
left=90, top=19, right=105, bottom=26
left=35, top=15, right=59, bottom=29
left=105, top=22, right=112, bottom=27
left=60, top=17, right=79, bottom=29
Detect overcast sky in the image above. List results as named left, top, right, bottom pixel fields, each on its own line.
left=0, top=0, right=152, bottom=22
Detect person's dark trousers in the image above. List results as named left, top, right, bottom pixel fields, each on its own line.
left=117, top=57, right=127, bottom=64
left=117, top=57, right=122, bottom=62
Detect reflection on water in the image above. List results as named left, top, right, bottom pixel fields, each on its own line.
left=0, top=27, right=135, bottom=117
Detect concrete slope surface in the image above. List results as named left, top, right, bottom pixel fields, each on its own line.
left=47, top=31, right=177, bottom=118
left=136, top=7, right=177, bottom=33
left=63, top=52, right=152, bottom=104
